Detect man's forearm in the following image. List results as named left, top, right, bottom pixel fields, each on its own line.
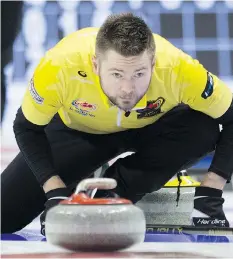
left=207, top=99, right=233, bottom=184
left=13, top=107, right=59, bottom=187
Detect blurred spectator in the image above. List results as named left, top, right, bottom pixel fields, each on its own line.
left=1, top=1, right=23, bottom=122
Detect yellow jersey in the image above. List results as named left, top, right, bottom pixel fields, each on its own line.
left=21, top=27, right=232, bottom=134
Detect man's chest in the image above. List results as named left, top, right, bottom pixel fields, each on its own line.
left=61, top=85, right=178, bottom=131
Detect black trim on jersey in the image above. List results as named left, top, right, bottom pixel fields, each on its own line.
left=13, top=107, right=57, bottom=186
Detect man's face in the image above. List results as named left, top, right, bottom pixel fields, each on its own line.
left=93, top=50, right=155, bottom=111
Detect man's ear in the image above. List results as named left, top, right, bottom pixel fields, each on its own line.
left=92, top=55, right=99, bottom=75
left=152, top=55, right=156, bottom=69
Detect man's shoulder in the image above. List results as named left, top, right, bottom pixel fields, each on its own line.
left=34, top=27, right=99, bottom=84
left=53, top=27, right=99, bottom=50
left=152, top=33, right=182, bottom=68
left=43, top=27, right=99, bottom=67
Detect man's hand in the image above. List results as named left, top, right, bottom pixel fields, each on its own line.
left=191, top=186, right=229, bottom=227
left=40, top=187, right=72, bottom=236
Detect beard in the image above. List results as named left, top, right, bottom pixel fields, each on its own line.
left=107, top=94, right=143, bottom=111
left=99, top=76, right=151, bottom=111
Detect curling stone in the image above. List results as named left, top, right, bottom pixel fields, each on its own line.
left=137, top=171, right=200, bottom=225
left=45, top=178, right=146, bottom=252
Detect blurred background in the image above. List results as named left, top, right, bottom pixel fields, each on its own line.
left=1, top=0, right=233, bottom=177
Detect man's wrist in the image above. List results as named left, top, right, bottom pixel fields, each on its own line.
left=43, top=175, right=66, bottom=193
left=200, top=171, right=227, bottom=190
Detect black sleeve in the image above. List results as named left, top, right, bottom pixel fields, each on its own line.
left=208, top=98, right=233, bottom=182
left=13, top=107, right=58, bottom=186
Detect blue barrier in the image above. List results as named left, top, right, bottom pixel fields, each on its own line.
left=2, top=230, right=232, bottom=243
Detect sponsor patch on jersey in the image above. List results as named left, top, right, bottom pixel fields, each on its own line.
left=29, top=78, right=44, bottom=104
left=136, top=97, right=165, bottom=119
left=72, top=100, right=97, bottom=111
left=71, top=99, right=97, bottom=117
left=201, top=72, right=214, bottom=99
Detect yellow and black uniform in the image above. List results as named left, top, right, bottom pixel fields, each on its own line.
left=22, top=27, right=231, bottom=133
left=2, top=27, right=233, bottom=233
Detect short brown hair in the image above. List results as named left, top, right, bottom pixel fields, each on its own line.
left=95, top=13, right=155, bottom=58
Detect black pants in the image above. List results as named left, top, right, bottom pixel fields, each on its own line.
left=1, top=106, right=220, bottom=233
